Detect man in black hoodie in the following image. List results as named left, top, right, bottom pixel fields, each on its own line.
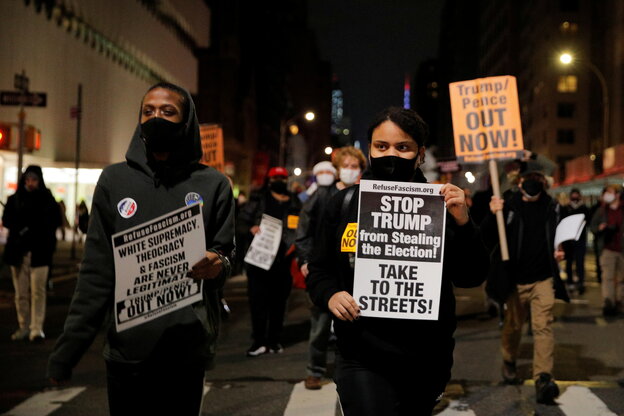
left=2, top=165, right=61, bottom=342
left=47, top=83, right=235, bottom=416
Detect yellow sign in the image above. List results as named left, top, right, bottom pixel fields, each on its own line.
left=449, top=76, right=524, bottom=163
left=341, top=223, right=358, bottom=252
left=287, top=215, right=299, bottom=230
left=199, top=124, right=225, bottom=172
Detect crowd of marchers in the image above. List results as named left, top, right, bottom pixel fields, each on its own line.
left=1, top=89, right=623, bottom=415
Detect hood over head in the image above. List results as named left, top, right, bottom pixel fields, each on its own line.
left=125, top=82, right=203, bottom=187
left=17, top=165, right=48, bottom=194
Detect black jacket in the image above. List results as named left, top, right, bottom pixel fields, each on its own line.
left=306, top=169, right=489, bottom=385
left=295, top=183, right=340, bottom=266
left=48, top=86, right=235, bottom=381
left=481, top=191, right=569, bottom=303
left=2, top=165, right=61, bottom=267
left=238, top=188, right=302, bottom=263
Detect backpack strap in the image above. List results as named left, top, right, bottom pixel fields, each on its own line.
left=341, top=186, right=356, bottom=219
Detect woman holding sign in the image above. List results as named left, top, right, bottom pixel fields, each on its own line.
left=47, top=83, right=235, bottom=416
left=307, top=107, right=489, bottom=415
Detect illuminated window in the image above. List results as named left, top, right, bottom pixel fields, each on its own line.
left=557, top=75, right=578, bottom=92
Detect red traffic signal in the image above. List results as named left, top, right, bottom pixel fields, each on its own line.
left=0, top=123, right=11, bottom=149
left=25, top=126, right=41, bottom=151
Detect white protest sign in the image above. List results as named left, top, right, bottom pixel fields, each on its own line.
left=352, top=180, right=446, bottom=320
left=112, top=204, right=206, bottom=332
left=554, top=213, right=586, bottom=249
left=244, top=214, right=283, bottom=270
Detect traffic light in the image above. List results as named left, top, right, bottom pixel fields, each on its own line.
left=0, top=123, right=11, bottom=149
left=25, top=126, right=41, bottom=151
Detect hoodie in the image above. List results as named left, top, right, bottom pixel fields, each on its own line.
left=48, top=85, right=235, bottom=380
left=2, top=165, right=61, bottom=267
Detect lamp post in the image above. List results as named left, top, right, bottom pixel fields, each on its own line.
left=559, top=52, right=609, bottom=151
left=278, top=111, right=315, bottom=166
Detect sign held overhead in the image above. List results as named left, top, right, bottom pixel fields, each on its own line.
left=449, top=76, right=523, bottom=163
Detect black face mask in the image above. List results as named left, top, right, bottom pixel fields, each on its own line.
left=141, top=117, right=185, bottom=153
left=269, top=180, right=288, bottom=195
left=521, top=179, right=544, bottom=197
left=370, top=155, right=418, bottom=182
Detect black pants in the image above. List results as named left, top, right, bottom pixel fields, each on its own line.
left=246, top=259, right=292, bottom=345
left=564, top=240, right=586, bottom=288
left=334, top=353, right=442, bottom=416
left=106, top=357, right=205, bottom=416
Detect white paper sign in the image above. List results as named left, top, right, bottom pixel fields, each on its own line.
left=352, top=180, right=446, bottom=320
left=112, top=204, right=206, bottom=332
left=554, top=213, right=586, bottom=249
left=244, top=214, right=283, bottom=270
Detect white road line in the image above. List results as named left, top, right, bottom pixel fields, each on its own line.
left=558, top=385, right=616, bottom=416
left=283, top=381, right=337, bottom=416
left=436, top=400, right=476, bottom=415
left=1, top=387, right=86, bottom=416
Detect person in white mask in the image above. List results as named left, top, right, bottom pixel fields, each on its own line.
left=295, top=147, right=366, bottom=390
left=589, top=185, right=624, bottom=316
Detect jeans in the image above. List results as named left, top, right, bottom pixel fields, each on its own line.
left=11, top=253, right=49, bottom=335
left=599, top=249, right=624, bottom=307
left=307, top=304, right=332, bottom=377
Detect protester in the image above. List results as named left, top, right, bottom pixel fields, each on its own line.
left=588, top=189, right=607, bottom=284
left=75, top=200, right=89, bottom=242
left=483, top=171, right=568, bottom=404
left=589, top=185, right=624, bottom=316
left=296, top=147, right=366, bottom=390
left=239, top=166, right=302, bottom=356
left=47, top=82, right=235, bottom=416
left=562, top=188, right=589, bottom=294
left=499, top=150, right=557, bottom=196
left=307, top=107, right=489, bottom=415
left=2, top=165, right=61, bottom=342
left=58, top=200, right=70, bottom=241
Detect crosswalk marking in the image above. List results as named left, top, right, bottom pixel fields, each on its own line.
left=436, top=400, right=476, bottom=415
left=3, top=382, right=622, bottom=415
left=283, top=381, right=338, bottom=415
left=1, top=387, right=85, bottom=416
left=558, top=385, right=616, bottom=416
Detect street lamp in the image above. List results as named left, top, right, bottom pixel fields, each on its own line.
left=279, top=111, right=315, bottom=166
left=559, top=52, right=609, bottom=151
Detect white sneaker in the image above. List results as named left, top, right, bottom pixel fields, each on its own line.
left=246, top=344, right=267, bottom=357
left=29, top=330, right=45, bottom=343
left=10, top=328, right=30, bottom=341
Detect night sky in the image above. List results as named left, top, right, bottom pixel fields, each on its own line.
left=307, top=1, right=444, bottom=144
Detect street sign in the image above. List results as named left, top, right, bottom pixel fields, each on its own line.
left=0, top=91, right=47, bottom=107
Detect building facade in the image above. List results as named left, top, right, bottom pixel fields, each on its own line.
left=1, top=0, right=210, bottom=218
